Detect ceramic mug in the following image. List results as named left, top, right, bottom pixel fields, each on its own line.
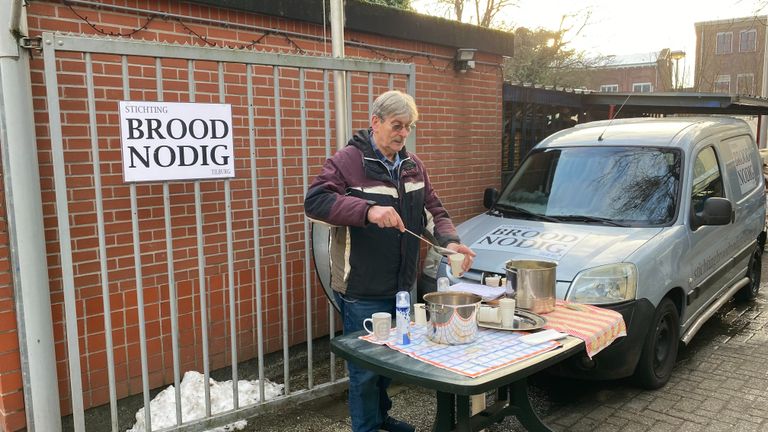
left=363, top=312, right=391, bottom=341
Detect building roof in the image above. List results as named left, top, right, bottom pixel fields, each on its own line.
left=584, top=91, right=768, bottom=115
left=189, top=0, right=515, bottom=56
left=503, top=83, right=768, bottom=116
left=694, top=15, right=767, bottom=27
left=604, top=52, right=660, bottom=67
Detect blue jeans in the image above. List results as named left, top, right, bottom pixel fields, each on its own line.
left=334, top=292, right=395, bottom=432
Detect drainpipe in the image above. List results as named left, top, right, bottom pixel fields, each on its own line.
left=330, top=0, right=348, bottom=150
left=760, top=23, right=768, bottom=148
left=0, top=0, right=61, bottom=430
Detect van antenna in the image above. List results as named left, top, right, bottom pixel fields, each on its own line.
left=598, top=93, right=632, bottom=142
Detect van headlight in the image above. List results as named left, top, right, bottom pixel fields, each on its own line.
left=567, top=263, right=637, bottom=304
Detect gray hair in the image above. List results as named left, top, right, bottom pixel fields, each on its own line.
left=371, top=90, right=419, bottom=123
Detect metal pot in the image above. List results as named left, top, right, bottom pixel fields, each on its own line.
left=505, top=260, right=556, bottom=314
left=423, top=291, right=481, bottom=345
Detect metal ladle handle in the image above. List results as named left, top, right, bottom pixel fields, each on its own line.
left=402, top=228, right=457, bottom=255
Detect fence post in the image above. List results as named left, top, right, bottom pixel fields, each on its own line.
left=0, top=1, right=61, bottom=430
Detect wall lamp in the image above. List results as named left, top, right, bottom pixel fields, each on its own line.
left=454, top=48, right=477, bottom=73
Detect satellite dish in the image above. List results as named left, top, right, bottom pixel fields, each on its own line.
left=311, top=222, right=340, bottom=312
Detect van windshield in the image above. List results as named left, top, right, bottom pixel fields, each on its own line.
left=497, top=146, right=681, bottom=226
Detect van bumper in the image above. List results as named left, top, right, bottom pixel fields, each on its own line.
left=547, top=298, right=655, bottom=380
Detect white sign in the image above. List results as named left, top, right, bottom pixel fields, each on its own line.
left=730, top=139, right=758, bottom=194
left=470, top=224, right=585, bottom=261
left=119, top=101, right=234, bottom=182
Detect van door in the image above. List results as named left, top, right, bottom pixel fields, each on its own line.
left=684, top=145, right=733, bottom=324
left=717, top=134, right=763, bottom=285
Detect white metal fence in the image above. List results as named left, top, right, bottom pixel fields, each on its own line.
left=38, top=32, right=414, bottom=431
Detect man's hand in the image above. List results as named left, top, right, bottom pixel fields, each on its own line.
left=446, top=243, right=476, bottom=273
left=367, top=205, right=405, bottom=232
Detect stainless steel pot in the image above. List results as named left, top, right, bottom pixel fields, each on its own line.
left=505, top=260, right=556, bottom=314
left=423, top=291, right=481, bottom=345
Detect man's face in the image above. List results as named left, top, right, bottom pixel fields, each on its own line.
left=371, top=114, right=414, bottom=159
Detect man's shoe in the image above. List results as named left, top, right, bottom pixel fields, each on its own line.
left=380, top=416, right=415, bottom=432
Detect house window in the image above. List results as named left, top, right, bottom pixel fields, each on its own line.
left=716, top=32, right=733, bottom=54
left=737, top=73, right=755, bottom=94
left=740, top=29, right=757, bottom=52
left=714, top=75, right=731, bottom=93
left=632, top=82, right=652, bottom=93
left=600, top=84, right=619, bottom=92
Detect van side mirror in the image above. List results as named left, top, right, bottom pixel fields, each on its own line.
left=692, top=197, right=732, bottom=230
left=483, top=188, right=499, bottom=209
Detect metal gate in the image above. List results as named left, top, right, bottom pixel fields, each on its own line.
left=39, top=32, right=414, bottom=431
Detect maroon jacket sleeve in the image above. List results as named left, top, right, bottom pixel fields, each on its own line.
left=304, top=147, right=370, bottom=227
left=414, top=155, right=461, bottom=247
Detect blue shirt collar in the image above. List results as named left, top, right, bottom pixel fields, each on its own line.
left=370, top=135, right=401, bottom=180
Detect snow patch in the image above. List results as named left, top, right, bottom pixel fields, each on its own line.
left=128, top=370, right=283, bottom=432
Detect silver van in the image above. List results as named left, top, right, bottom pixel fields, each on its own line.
left=418, top=117, right=766, bottom=388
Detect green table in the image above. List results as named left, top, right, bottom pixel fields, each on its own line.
left=330, top=331, right=584, bottom=432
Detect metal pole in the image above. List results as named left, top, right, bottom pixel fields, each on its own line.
left=674, top=59, right=679, bottom=90
left=1, top=2, right=61, bottom=429
left=330, top=0, right=348, bottom=150
left=760, top=22, right=768, bottom=148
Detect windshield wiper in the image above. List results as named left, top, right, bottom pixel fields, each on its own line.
left=494, top=203, right=561, bottom=223
left=549, top=214, right=627, bottom=227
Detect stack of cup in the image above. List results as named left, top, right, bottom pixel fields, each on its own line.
left=410, top=303, right=428, bottom=344
left=413, top=303, right=427, bottom=326
left=498, top=298, right=516, bottom=328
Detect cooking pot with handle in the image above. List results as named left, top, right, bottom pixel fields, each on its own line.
left=505, top=259, right=556, bottom=314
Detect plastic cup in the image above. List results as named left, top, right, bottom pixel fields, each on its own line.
left=485, top=276, right=501, bottom=287
left=478, top=305, right=500, bottom=323
left=437, top=277, right=450, bottom=292
left=449, top=253, right=465, bottom=277
left=413, top=303, right=427, bottom=325
left=498, top=298, right=516, bottom=328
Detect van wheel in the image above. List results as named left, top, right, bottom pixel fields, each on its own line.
left=736, top=246, right=762, bottom=301
left=633, top=298, right=679, bottom=390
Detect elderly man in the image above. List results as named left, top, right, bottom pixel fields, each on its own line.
left=305, top=90, right=474, bottom=432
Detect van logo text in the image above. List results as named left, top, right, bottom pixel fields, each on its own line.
left=470, top=224, right=584, bottom=260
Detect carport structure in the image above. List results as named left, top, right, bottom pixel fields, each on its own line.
left=0, top=1, right=514, bottom=431
left=503, top=82, right=768, bottom=182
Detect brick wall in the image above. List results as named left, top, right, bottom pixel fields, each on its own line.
left=0, top=0, right=503, bottom=428
left=585, top=65, right=664, bottom=93
left=0, top=172, right=25, bottom=432
left=695, top=18, right=766, bottom=94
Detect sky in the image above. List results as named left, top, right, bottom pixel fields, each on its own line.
left=412, top=0, right=768, bottom=85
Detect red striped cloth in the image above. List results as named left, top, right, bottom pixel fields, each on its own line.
left=542, top=300, right=627, bottom=358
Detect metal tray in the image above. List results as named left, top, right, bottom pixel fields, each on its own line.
left=477, top=309, right=547, bottom=331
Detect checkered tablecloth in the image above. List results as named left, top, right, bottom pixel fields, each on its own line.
left=541, top=300, right=627, bottom=358
left=360, top=325, right=559, bottom=378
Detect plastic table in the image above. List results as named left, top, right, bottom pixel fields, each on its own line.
left=331, top=331, right=584, bottom=432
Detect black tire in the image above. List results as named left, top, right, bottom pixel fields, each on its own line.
left=633, top=298, right=679, bottom=390
left=735, top=245, right=762, bottom=301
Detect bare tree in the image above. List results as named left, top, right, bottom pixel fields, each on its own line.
left=434, top=0, right=518, bottom=28
left=504, top=10, right=609, bottom=87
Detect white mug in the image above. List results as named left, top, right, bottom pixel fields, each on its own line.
left=363, top=312, right=391, bottom=341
